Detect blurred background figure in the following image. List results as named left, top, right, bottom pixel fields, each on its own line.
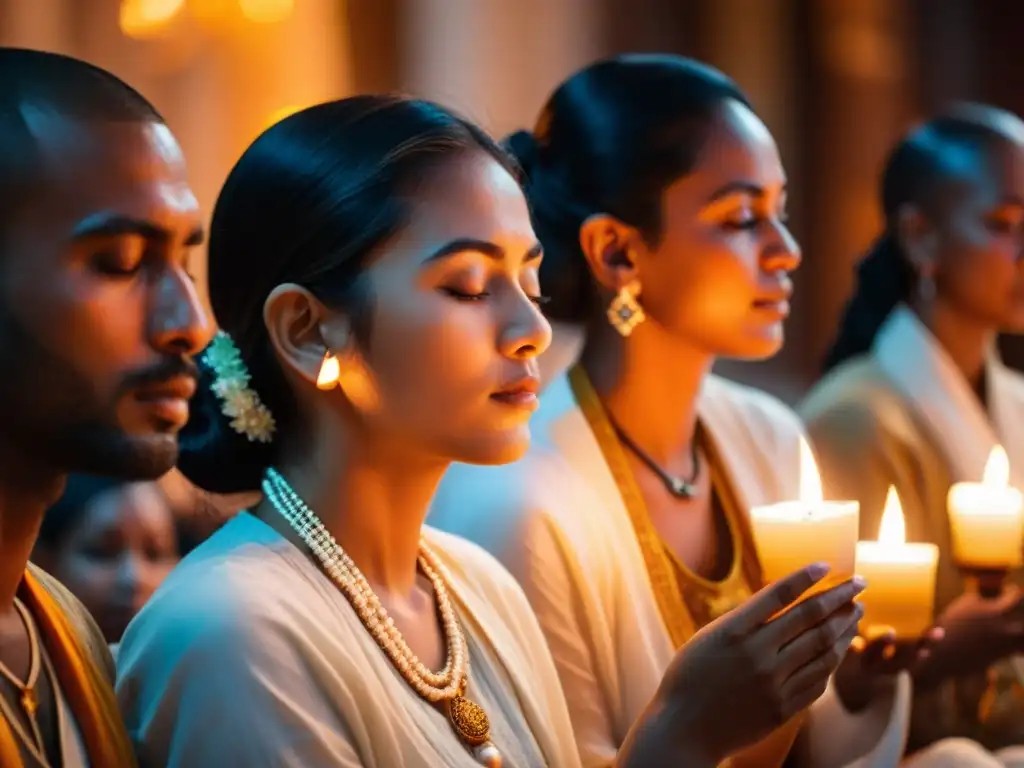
left=33, top=476, right=181, bottom=643
left=2, top=4, right=1018, bottom=566
left=4, top=0, right=1022, bottom=403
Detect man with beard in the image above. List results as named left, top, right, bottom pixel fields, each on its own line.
left=0, top=48, right=212, bottom=767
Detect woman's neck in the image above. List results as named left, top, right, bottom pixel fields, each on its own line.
left=272, top=416, right=449, bottom=599
left=913, top=299, right=995, bottom=389
left=580, top=320, right=713, bottom=465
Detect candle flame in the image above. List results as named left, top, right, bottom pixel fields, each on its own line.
left=878, top=486, right=906, bottom=544
left=983, top=445, right=1010, bottom=488
left=798, top=436, right=824, bottom=503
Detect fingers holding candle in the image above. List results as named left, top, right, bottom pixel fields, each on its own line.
left=728, top=561, right=834, bottom=633
left=858, top=626, right=945, bottom=671
left=836, top=627, right=945, bottom=713
left=767, top=575, right=867, bottom=651
left=781, top=613, right=864, bottom=706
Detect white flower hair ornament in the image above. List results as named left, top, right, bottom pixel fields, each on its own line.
left=201, top=331, right=277, bottom=444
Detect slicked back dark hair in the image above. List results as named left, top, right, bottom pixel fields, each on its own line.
left=823, top=104, right=1024, bottom=373
left=503, top=55, right=751, bottom=323
left=176, top=95, right=519, bottom=494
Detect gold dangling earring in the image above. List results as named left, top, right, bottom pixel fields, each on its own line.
left=316, top=351, right=340, bottom=390
left=607, top=280, right=646, bottom=337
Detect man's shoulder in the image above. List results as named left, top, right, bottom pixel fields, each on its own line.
left=25, top=562, right=115, bottom=684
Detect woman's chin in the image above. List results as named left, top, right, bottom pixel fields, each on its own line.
left=715, top=332, right=784, bottom=361
left=447, top=426, right=532, bottom=467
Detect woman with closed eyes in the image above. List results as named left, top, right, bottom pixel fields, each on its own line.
left=430, top=55, right=951, bottom=767
left=114, top=93, right=865, bottom=768
left=804, top=104, right=1024, bottom=766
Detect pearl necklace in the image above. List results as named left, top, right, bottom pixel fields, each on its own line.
left=262, top=468, right=501, bottom=767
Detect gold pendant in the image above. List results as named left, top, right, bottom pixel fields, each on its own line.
left=21, top=688, right=37, bottom=717
left=447, top=694, right=491, bottom=747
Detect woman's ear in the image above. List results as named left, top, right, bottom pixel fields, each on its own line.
left=263, top=283, right=336, bottom=387
left=263, top=285, right=382, bottom=414
left=578, top=213, right=644, bottom=293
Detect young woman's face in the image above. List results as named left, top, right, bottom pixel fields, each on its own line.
left=635, top=99, right=801, bottom=360
left=336, top=153, right=552, bottom=465
left=51, top=482, right=179, bottom=642
left=930, top=138, right=1024, bottom=332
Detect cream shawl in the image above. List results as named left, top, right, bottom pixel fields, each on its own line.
left=802, top=305, right=1024, bottom=753
left=873, top=306, right=1024, bottom=488
left=115, top=513, right=580, bottom=768
left=430, top=372, right=910, bottom=767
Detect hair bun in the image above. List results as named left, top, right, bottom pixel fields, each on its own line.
left=175, top=355, right=273, bottom=495
left=503, top=129, right=540, bottom=174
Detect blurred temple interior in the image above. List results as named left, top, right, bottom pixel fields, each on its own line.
left=3, top=0, right=1024, bottom=404
left=6, top=6, right=1024, bottom=766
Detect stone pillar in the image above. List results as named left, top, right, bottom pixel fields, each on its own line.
left=72, top=0, right=353, bottom=270
left=0, top=0, right=74, bottom=50
left=800, top=0, right=916, bottom=377
left=401, top=0, right=603, bottom=137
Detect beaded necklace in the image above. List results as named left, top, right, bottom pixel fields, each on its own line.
left=262, top=468, right=501, bottom=766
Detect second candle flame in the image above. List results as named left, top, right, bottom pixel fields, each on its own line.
left=878, top=486, right=906, bottom=545
left=798, top=436, right=824, bottom=504
left=983, top=445, right=1010, bottom=488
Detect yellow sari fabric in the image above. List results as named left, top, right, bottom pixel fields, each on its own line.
left=569, top=365, right=804, bottom=767
left=0, top=567, right=135, bottom=768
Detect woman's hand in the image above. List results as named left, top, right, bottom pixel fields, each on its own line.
left=912, top=587, right=1024, bottom=691
left=618, top=563, right=866, bottom=768
left=834, top=628, right=945, bottom=713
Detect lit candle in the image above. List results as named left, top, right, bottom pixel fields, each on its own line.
left=947, top=446, right=1024, bottom=570
left=750, top=437, right=859, bottom=595
left=856, top=487, right=939, bottom=639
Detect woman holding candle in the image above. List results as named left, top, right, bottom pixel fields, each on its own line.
left=114, top=94, right=866, bottom=767
left=430, top=55, right=934, bottom=767
left=802, top=105, right=1024, bottom=760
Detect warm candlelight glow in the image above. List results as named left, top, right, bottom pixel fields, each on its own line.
left=239, top=0, right=294, bottom=23
left=878, top=486, right=905, bottom=544
left=984, top=445, right=1010, bottom=487
left=857, top=486, right=939, bottom=638
left=190, top=0, right=236, bottom=31
left=120, top=0, right=185, bottom=38
left=948, top=444, right=1023, bottom=569
left=749, top=437, right=858, bottom=596
left=264, top=104, right=305, bottom=131
left=798, top=436, right=823, bottom=503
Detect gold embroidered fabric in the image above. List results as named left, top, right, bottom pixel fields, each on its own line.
left=569, top=366, right=762, bottom=637
left=570, top=366, right=804, bottom=767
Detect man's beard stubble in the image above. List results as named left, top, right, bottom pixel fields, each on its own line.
left=0, top=308, right=179, bottom=481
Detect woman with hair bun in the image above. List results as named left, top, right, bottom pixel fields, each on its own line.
left=803, top=105, right=1024, bottom=763
left=430, top=55, right=949, bottom=767
left=115, top=92, right=869, bottom=768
